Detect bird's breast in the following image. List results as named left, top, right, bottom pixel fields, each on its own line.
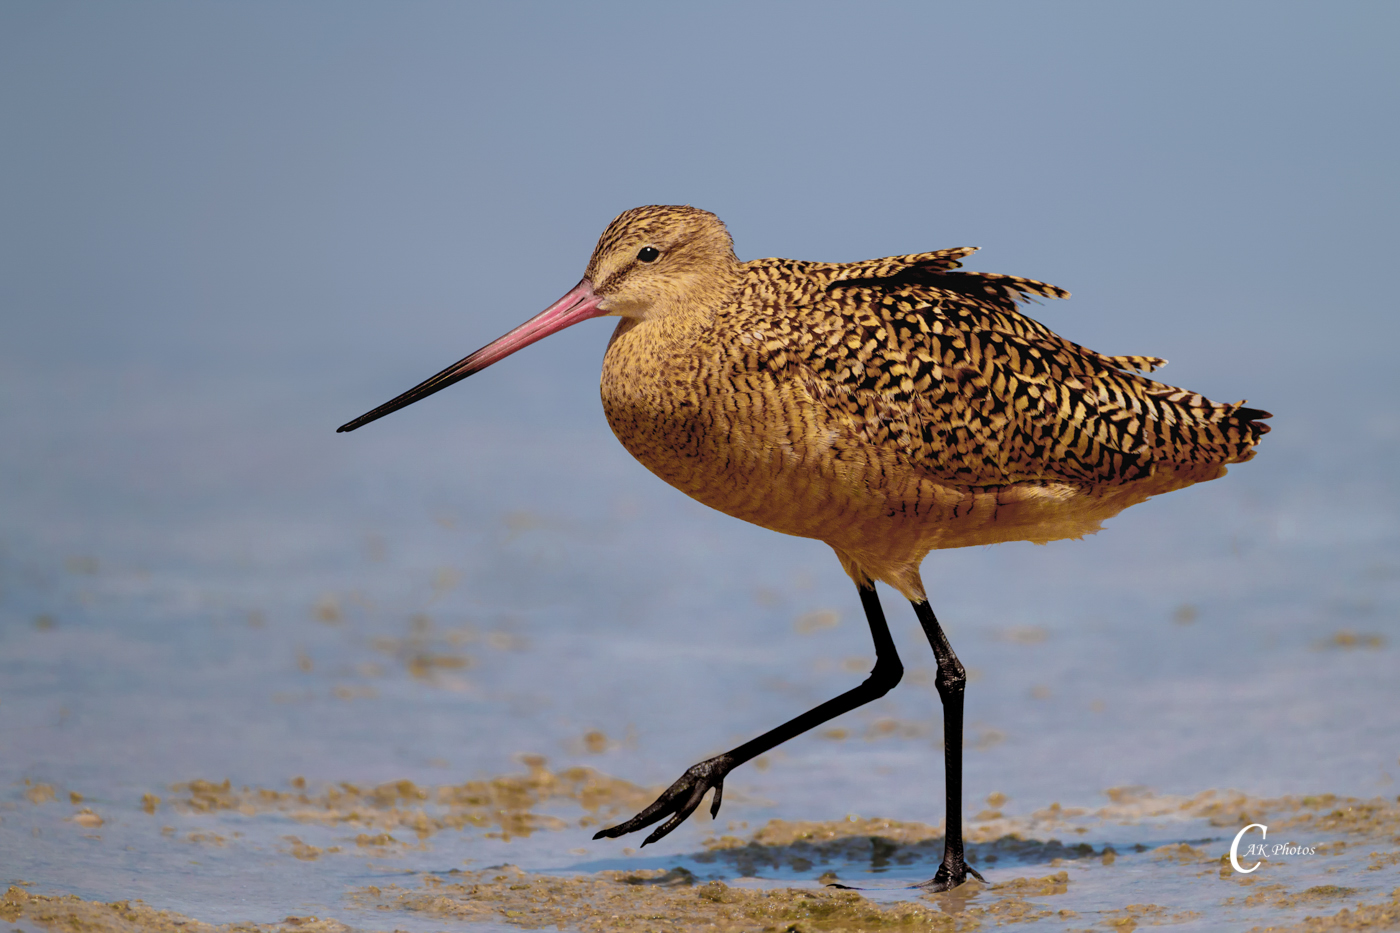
left=600, top=316, right=838, bottom=537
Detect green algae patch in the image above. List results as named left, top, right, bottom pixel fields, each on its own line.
left=947, top=872, right=1074, bottom=925
left=1096, top=902, right=1202, bottom=929
left=0, top=885, right=362, bottom=933
left=348, top=866, right=1104, bottom=931
left=1252, top=887, right=1400, bottom=931
left=25, top=781, right=58, bottom=805
left=165, top=756, right=655, bottom=845
left=1152, top=842, right=1213, bottom=865
left=1223, top=881, right=1369, bottom=912
left=152, top=767, right=1400, bottom=871
left=350, top=866, right=977, bottom=931
left=990, top=870, right=1069, bottom=897
left=1095, top=787, right=1400, bottom=845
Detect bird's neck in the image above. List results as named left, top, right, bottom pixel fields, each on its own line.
left=605, top=269, right=740, bottom=357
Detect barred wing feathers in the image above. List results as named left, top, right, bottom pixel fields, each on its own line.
left=738, top=253, right=1269, bottom=488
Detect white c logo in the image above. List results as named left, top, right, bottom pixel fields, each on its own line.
left=1230, top=822, right=1267, bottom=873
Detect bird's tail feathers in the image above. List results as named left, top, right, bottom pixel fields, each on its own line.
left=1231, top=404, right=1273, bottom=440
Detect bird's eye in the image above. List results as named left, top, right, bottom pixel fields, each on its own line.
left=637, top=246, right=660, bottom=263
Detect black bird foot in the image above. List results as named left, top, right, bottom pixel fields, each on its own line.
left=913, top=856, right=986, bottom=892
left=593, top=754, right=734, bottom=847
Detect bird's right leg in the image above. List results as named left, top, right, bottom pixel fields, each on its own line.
left=911, top=598, right=986, bottom=892
left=594, top=582, right=904, bottom=847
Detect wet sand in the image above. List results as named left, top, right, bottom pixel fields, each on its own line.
left=7, top=761, right=1400, bottom=932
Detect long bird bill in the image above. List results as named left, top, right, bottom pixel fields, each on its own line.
left=337, top=279, right=606, bottom=433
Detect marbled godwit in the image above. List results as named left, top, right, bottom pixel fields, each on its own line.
left=339, top=205, right=1270, bottom=889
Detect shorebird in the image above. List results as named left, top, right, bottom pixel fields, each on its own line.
left=339, top=205, right=1269, bottom=890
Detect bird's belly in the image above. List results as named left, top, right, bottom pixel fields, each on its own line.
left=602, top=345, right=1041, bottom=538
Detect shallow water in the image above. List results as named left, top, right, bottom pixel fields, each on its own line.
left=2, top=359, right=1398, bottom=931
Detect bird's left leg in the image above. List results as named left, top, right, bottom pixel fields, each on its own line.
left=594, top=582, right=903, bottom=847
left=911, top=598, right=985, bottom=891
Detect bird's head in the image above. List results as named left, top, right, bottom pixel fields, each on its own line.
left=585, top=205, right=741, bottom=321
left=336, top=205, right=739, bottom=433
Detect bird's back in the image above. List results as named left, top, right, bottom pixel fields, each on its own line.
left=725, top=248, right=1269, bottom=489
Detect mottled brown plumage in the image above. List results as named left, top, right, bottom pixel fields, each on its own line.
left=339, top=204, right=1269, bottom=889
left=595, top=205, right=1269, bottom=601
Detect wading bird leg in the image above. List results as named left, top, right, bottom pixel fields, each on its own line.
left=911, top=599, right=985, bottom=891
left=594, top=583, right=904, bottom=847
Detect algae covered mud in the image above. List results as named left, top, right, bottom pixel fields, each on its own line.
left=5, top=767, right=1400, bottom=932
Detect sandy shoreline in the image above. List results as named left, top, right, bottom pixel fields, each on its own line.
left=7, top=766, right=1399, bottom=932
